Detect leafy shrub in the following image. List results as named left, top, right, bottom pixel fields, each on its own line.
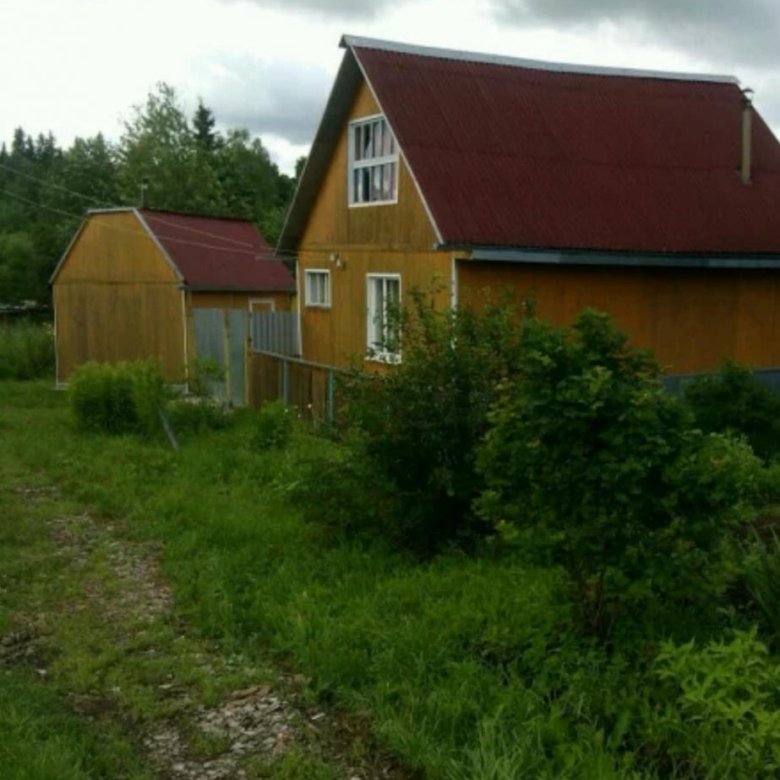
left=740, top=530, right=780, bottom=645
left=341, top=289, right=525, bottom=553
left=250, top=400, right=294, bottom=450
left=0, top=319, right=54, bottom=380
left=187, top=356, right=225, bottom=398
left=165, top=396, right=232, bottom=436
left=69, top=360, right=167, bottom=436
left=684, top=361, right=780, bottom=460
left=279, top=432, right=399, bottom=543
left=476, top=310, right=761, bottom=636
left=648, top=629, right=780, bottom=778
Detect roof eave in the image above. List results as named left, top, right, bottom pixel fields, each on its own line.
left=452, top=245, right=780, bottom=269
left=276, top=45, right=364, bottom=255
left=49, top=215, right=89, bottom=285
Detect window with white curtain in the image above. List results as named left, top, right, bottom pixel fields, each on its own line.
left=366, top=274, right=401, bottom=360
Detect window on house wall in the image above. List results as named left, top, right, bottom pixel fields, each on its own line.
left=305, top=269, right=331, bottom=307
left=366, top=274, right=401, bottom=361
left=349, top=116, right=398, bottom=205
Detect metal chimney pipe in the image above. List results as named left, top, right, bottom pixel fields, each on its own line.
left=741, top=88, right=754, bottom=185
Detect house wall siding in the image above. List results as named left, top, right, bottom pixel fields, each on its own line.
left=297, top=79, right=450, bottom=367
left=458, top=261, right=780, bottom=373
left=54, top=212, right=185, bottom=382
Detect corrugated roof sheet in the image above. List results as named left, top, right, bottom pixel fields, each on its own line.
left=347, top=42, right=780, bottom=255
left=140, top=210, right=294, bottom=291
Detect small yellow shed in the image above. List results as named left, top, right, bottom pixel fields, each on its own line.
left=51, top=208, right=295, bottom=384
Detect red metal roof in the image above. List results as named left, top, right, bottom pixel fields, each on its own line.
left=353, top=43, right=780, bottom=255
left=139, top=210, right=294, bottom=291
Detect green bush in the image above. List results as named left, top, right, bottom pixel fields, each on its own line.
left=648, top=629, right=780, bottom=778
left=341, top=289, right=525, bottom=553
left=166, top=396, right=232, bottom=436
left=740, top=529, right=780, bottom=645
left=68, top=360, right=167, bottom=436
left=476, top=310, right=761, bottom=637
left=279, top=432, right=399, bottom=543
left=187, top=356, right=225, bottom=398
left=250, top=400, right=294, bottom=450
left=0, top=319, right=54, bottom=380
left=684, top=361, right=780, bottom=460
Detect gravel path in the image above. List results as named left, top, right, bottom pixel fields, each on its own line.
left=2, top=481, right=412, bottom=780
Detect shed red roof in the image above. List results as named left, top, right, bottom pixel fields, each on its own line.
left=281, top=37, right=780, bottom=257
left=139, top=210, right=294, bottom=291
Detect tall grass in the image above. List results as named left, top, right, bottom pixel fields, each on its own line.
left=0, top=319, right=54, bottom=380
left=3, top=382, right=775, bottom=779
left=1, top=387, right=650, bottom=778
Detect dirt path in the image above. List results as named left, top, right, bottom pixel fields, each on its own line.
left=1, top=480, right=410, bottom=780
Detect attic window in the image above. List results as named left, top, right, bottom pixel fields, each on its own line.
left=349, top=116, right=398, bottom=205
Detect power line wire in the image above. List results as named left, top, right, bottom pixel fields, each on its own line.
left=0, top=188, right=439, bottom=261
left=0, top=161, right=106, bottom=205
left=0, top=188, right=293, bottom=263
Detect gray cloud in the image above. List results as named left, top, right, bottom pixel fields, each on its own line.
left=194, top=55, right=331, bottom=144
left=489, top=0, right=780, bottom=67
left=219, top=0, right=397, bottom=19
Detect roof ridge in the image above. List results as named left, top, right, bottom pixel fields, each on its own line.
left=341, top=34, right=740, bottom=86
left=139, top=208, right=257, bottom=225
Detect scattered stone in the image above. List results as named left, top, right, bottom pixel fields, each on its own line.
left=9, top=475, right=415, bottom=780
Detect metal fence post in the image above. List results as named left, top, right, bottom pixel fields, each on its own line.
left=282, top=358, right=289, bottom=405
left=327, top=369, right=335, bottom=426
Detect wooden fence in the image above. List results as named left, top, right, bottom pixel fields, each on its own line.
left=248, top=350, right=348, bottom=424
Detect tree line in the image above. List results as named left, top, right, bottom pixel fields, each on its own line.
left=0, top=83, right=304, bottom=305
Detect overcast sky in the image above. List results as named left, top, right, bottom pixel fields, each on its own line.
left=3, top=0, right=780, bottom=174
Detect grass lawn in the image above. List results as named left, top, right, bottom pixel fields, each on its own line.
left=0, top=379, right=692, bottom=779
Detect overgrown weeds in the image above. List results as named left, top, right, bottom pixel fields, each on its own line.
left=68, top=360, right=167, bottom=436
left=684, top=360, right=780, bottom=460
left=10, top=296, right=780, bottom=779
left=0, top=319, right=53, bottom=380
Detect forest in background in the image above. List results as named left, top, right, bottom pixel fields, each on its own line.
left=0, top=83, right=303, bottom=305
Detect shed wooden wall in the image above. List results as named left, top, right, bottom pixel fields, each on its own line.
left=458, top=261, right=780, bottom=374
left=53, top=212, right=185, bottom=383
left=297, top=79, right=450, bottom=368
left=188, top=291, right=292, bottom=311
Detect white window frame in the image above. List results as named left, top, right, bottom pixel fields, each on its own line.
left=248, top=297, right=275, bottom=313
left=366, top=273, right=401, bottom=363
left=304, top=269, right=331, bottom=308
left=348, top=114, right=399, bottom=207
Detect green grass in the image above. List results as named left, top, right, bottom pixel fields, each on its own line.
left=0, top=669, right=153, bottom=780
left=0, top=320, right=54, bottom=380
left=1, top=380, right=659, bottom=779
left=19, top=378, right=779, bottom=779
left=0, top=413, right=152, bottom=779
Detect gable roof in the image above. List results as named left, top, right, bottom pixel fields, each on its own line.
left=279, top=36, right=780, bottom=258
left=138, top=210, right=294, bottom=291
left=53, top=209, right=295, bottom=291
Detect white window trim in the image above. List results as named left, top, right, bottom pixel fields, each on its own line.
left=366, top=273, right=402, bottom=364
left=348, top=113, right=399, bottom=208
left=248, top=297, right=275, bottom=313
left=304, top=268, right=331, bottom=308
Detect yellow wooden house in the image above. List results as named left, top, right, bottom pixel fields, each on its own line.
left=52, top=208, right=295, bottom=385
left=278, top=36, right=780, bottom=376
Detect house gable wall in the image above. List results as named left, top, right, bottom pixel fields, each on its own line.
left=297, top=78, right=450, bottom=368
